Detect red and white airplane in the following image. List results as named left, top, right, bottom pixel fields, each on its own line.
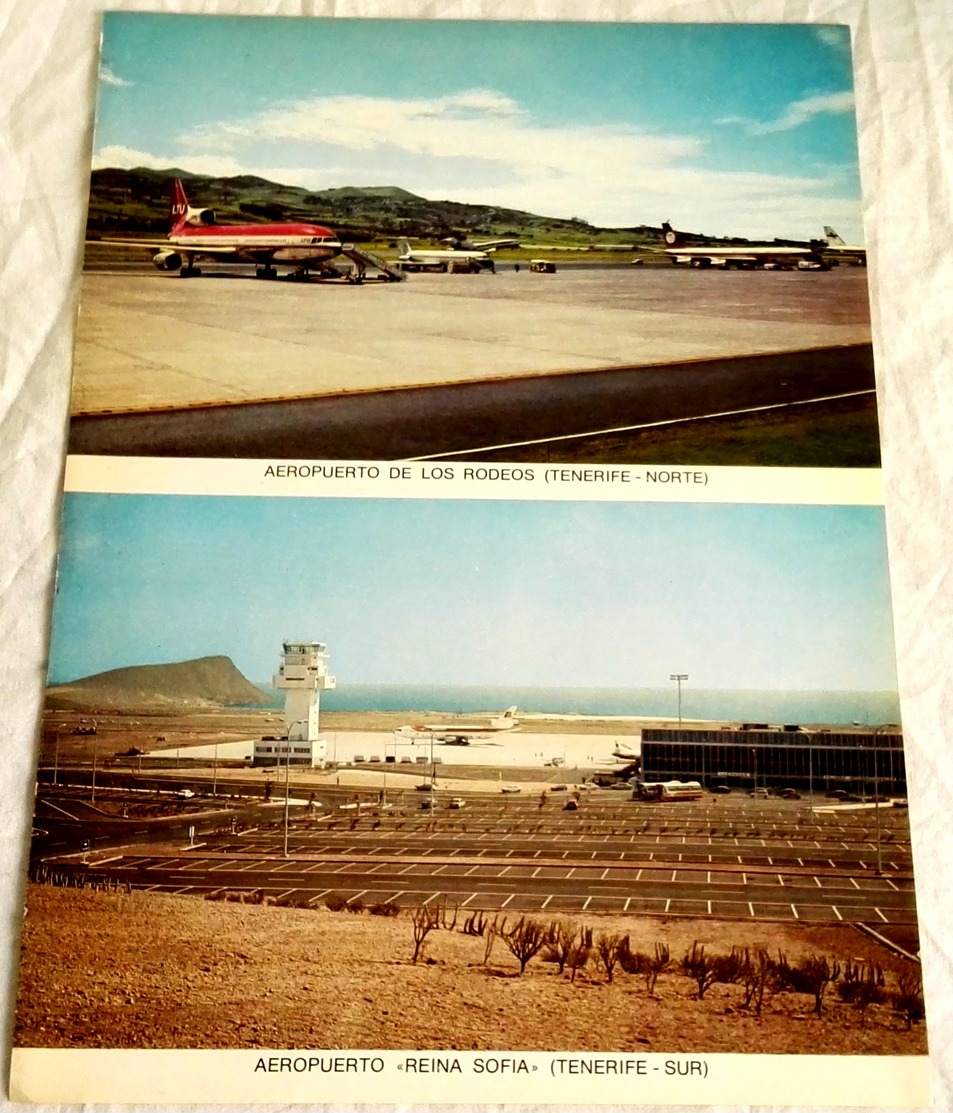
left=97, top=178, right=402, bottom=281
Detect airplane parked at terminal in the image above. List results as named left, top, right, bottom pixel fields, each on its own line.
left=395, top=237, right=496, bottom=273
left=660, top=222, right=828, bottom=270
left=397, top=706, right=519, bottom=744
left=95, top=179, right=402, bottom=282
left=812, top=226, right=867, bottom=266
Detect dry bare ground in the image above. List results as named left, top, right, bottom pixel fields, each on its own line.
left=14, top=886, right=926, bottom=1055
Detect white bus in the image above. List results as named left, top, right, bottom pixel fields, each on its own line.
left=634, top=780, right=704, bottom=802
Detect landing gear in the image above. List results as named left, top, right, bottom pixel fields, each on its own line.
left=179, top=264, right=202, bottom=277
left=255, top=265, right=278, bottom=280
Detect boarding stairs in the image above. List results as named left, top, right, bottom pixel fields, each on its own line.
left=342, top=245, right=405, bottom=282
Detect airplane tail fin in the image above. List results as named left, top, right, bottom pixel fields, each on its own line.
left=170, top=179, right=190, bottom=232
left=397, top=237, right=411, bottom=256
left=661, top=221, right=686, bottom=247
left=823, top=226, right=846, bottom=245
left=502, top=706, right=518, bottom=719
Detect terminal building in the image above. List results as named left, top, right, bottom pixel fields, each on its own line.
left=253, top=640, right=336, bottom=768
left=641, top=724, right=906, bottom=795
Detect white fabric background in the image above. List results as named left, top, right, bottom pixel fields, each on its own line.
left=1, top=1, right=951, bottom=1110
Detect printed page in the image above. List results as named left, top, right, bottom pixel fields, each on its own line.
left=2, top=3, right=951, bottom=1111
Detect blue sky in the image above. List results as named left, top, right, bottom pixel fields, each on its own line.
left=47, top=494, right=897, bottom=693
left=92, top=15, right=864, bottom=240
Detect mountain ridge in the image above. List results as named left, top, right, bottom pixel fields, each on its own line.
left=46, top=655, right=268, bottom=712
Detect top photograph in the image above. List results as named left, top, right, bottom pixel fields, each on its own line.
left=72, top=14, right=877, bottom=465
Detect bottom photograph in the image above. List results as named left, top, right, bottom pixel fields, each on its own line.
left=11, top=488, right=929, bottom=1103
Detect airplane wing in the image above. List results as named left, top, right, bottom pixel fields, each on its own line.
left=88, top=239, right=240, bottom=257
left=87, top=238, right=168, bottom=249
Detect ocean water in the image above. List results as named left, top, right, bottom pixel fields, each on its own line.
left=251, top=684, right=901, bottom=727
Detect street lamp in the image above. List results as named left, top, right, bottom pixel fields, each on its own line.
left=284, top=719, right=308, bottom=859
left=53, top=723, right=65, bottom=787
left=87, top=720, right=98, bottom=802
left=669, top=674, right=688, bottom=732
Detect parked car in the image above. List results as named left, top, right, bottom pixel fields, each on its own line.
left=501, top=784, right=522, bottom=794
left=449, top=797, right=466, bottom=809
left=550, top=783, right=568, bottom=792
left=563, top=799, right=579, bottom=811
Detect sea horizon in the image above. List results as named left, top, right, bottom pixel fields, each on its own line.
left=249, top=683, right=901, bottom=728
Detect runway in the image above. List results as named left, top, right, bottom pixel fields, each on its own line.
left=68, top=266, right=874, bottom=460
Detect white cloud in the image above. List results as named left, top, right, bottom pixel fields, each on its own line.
left=100, top=65, right=132, bottom=88
left=92, top=89, right=861, bottom=239
left=717, top=91, right=855, bottom=135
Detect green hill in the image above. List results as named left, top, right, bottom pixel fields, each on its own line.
left=86, top=166, right=664, bottom=249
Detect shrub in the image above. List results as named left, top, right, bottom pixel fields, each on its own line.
left=463, top=910, right=488, bottom=936
left=837, top=960, right=887, bottom=1022
left=741, top=948, right=772, bottom=1016
left=411, top=904, right=440, bottom=963
left=893, top=972, right=926, bottom=1029
left=370, top=901, right=401, bottom=917
left=567, top=927, right=593, bottom=983
left=681, top=943, right=719, bottom=1000
left=346, top=898, right=365, bottom=914
left=325, top=893, right=348, bottom=912
left=596, top=932, right=628, bottom=983
left=502, top=917, right=549, bottom=975
left=542, top=921, right=575, bottom=974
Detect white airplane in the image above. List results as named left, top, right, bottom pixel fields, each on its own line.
left=813, top=226, right=867, bottom=267
left=661, top=221, right=828, bottom=270
left=610, top=743, right=639, bottom=763
left=397, top=706, right=519, bottom=745
left=441, top=235, right=520, bottom=251
left=396, top=237, right=495, bottom=273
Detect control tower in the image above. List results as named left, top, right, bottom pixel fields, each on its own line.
left=254, top=640, right=335, bottom=767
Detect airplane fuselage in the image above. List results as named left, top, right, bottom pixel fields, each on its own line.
left=170, top=222, right=342, bottom=266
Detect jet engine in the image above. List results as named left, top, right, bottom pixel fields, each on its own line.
left=152, top=251, right=183, bottom=270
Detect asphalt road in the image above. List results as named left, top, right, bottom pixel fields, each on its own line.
left=68, top=343, right=875, bottom=459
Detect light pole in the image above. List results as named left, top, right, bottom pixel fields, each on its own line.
left=53, top=723, right=65, bottom=787
left=284, top=719, right=308, bottom=859
left=212, top=741, right=219, bottom=799
left=669, top=674, right=688, bottom=732
left=88, top=720, right=98, bottom=803
left=854, top=719, right=885, bottom=874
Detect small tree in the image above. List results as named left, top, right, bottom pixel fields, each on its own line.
left=542, top=921, right=575, bottom=975
left=741, top=948, right=772, bottom=1016
left=596, top=932, right=628, bottom=983
left=502, top=917, right=548, bottom=975
left=567, top=927, right=593, bottom=983
left=411, top=904, right=440, bottom=964
left=682, top=943, right=719, bottom=1000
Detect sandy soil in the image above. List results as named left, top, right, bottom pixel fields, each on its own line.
left=14, top=886, right=926, bottom=1055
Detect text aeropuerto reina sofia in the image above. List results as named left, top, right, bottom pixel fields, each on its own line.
left=262, top=463, right=708, bottom=486
left=253, top=1054, right=709, bottom=1078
